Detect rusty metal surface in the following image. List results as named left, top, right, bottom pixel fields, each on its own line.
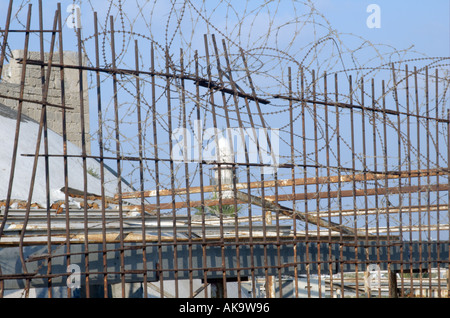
left=0, top=1, right=449, bottom=298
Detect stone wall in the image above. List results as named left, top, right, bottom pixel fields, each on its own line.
left=0, top=49, right=90, bottom=153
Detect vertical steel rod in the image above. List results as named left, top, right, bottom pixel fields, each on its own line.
left=57, top=2, right=72, bottom=298
left=109, top=15, right=125, bottom=298
left=93, top=11, right=108, bottom=298
left=134, top=39, right=148, bottom=298
left=0, top=0, right=13, bottom=81
left=0, top=3, right=32, bottom=240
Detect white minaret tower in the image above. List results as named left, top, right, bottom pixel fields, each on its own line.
left=212, top=136, right=235, bottom=199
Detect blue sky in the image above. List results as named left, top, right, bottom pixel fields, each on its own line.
left=315, top=0, right=449, bottom=58
left=1, top=1, right=448, bottom=64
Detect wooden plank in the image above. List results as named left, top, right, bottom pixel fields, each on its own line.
left=129, top=191, right=361, bottom=235
left=117, top=168, right=447, bottom=199
left=127, top=184, right=448, bottom=213
left=267, top=183, right=448, bottom=202
left=234, top=191, right=360, bottom=236
left=312, top=204, right=449, bottom=218
left=127, top=197, right=245, bottom=213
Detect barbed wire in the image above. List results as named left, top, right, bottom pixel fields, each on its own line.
left=4, top=0, right=450, bottom=229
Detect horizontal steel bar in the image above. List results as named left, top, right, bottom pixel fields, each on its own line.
left=0, top=93, right=74, bottom=110
left=0, top=29, right=61, bottom=33
left=19, top=153, right=294, bottom=168
left=273, top=94, right=450, bottom=123
left=16, top=59, right=270, bottom=104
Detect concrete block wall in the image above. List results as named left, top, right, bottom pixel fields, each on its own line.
left=0, top=49, right=90, bottom=153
